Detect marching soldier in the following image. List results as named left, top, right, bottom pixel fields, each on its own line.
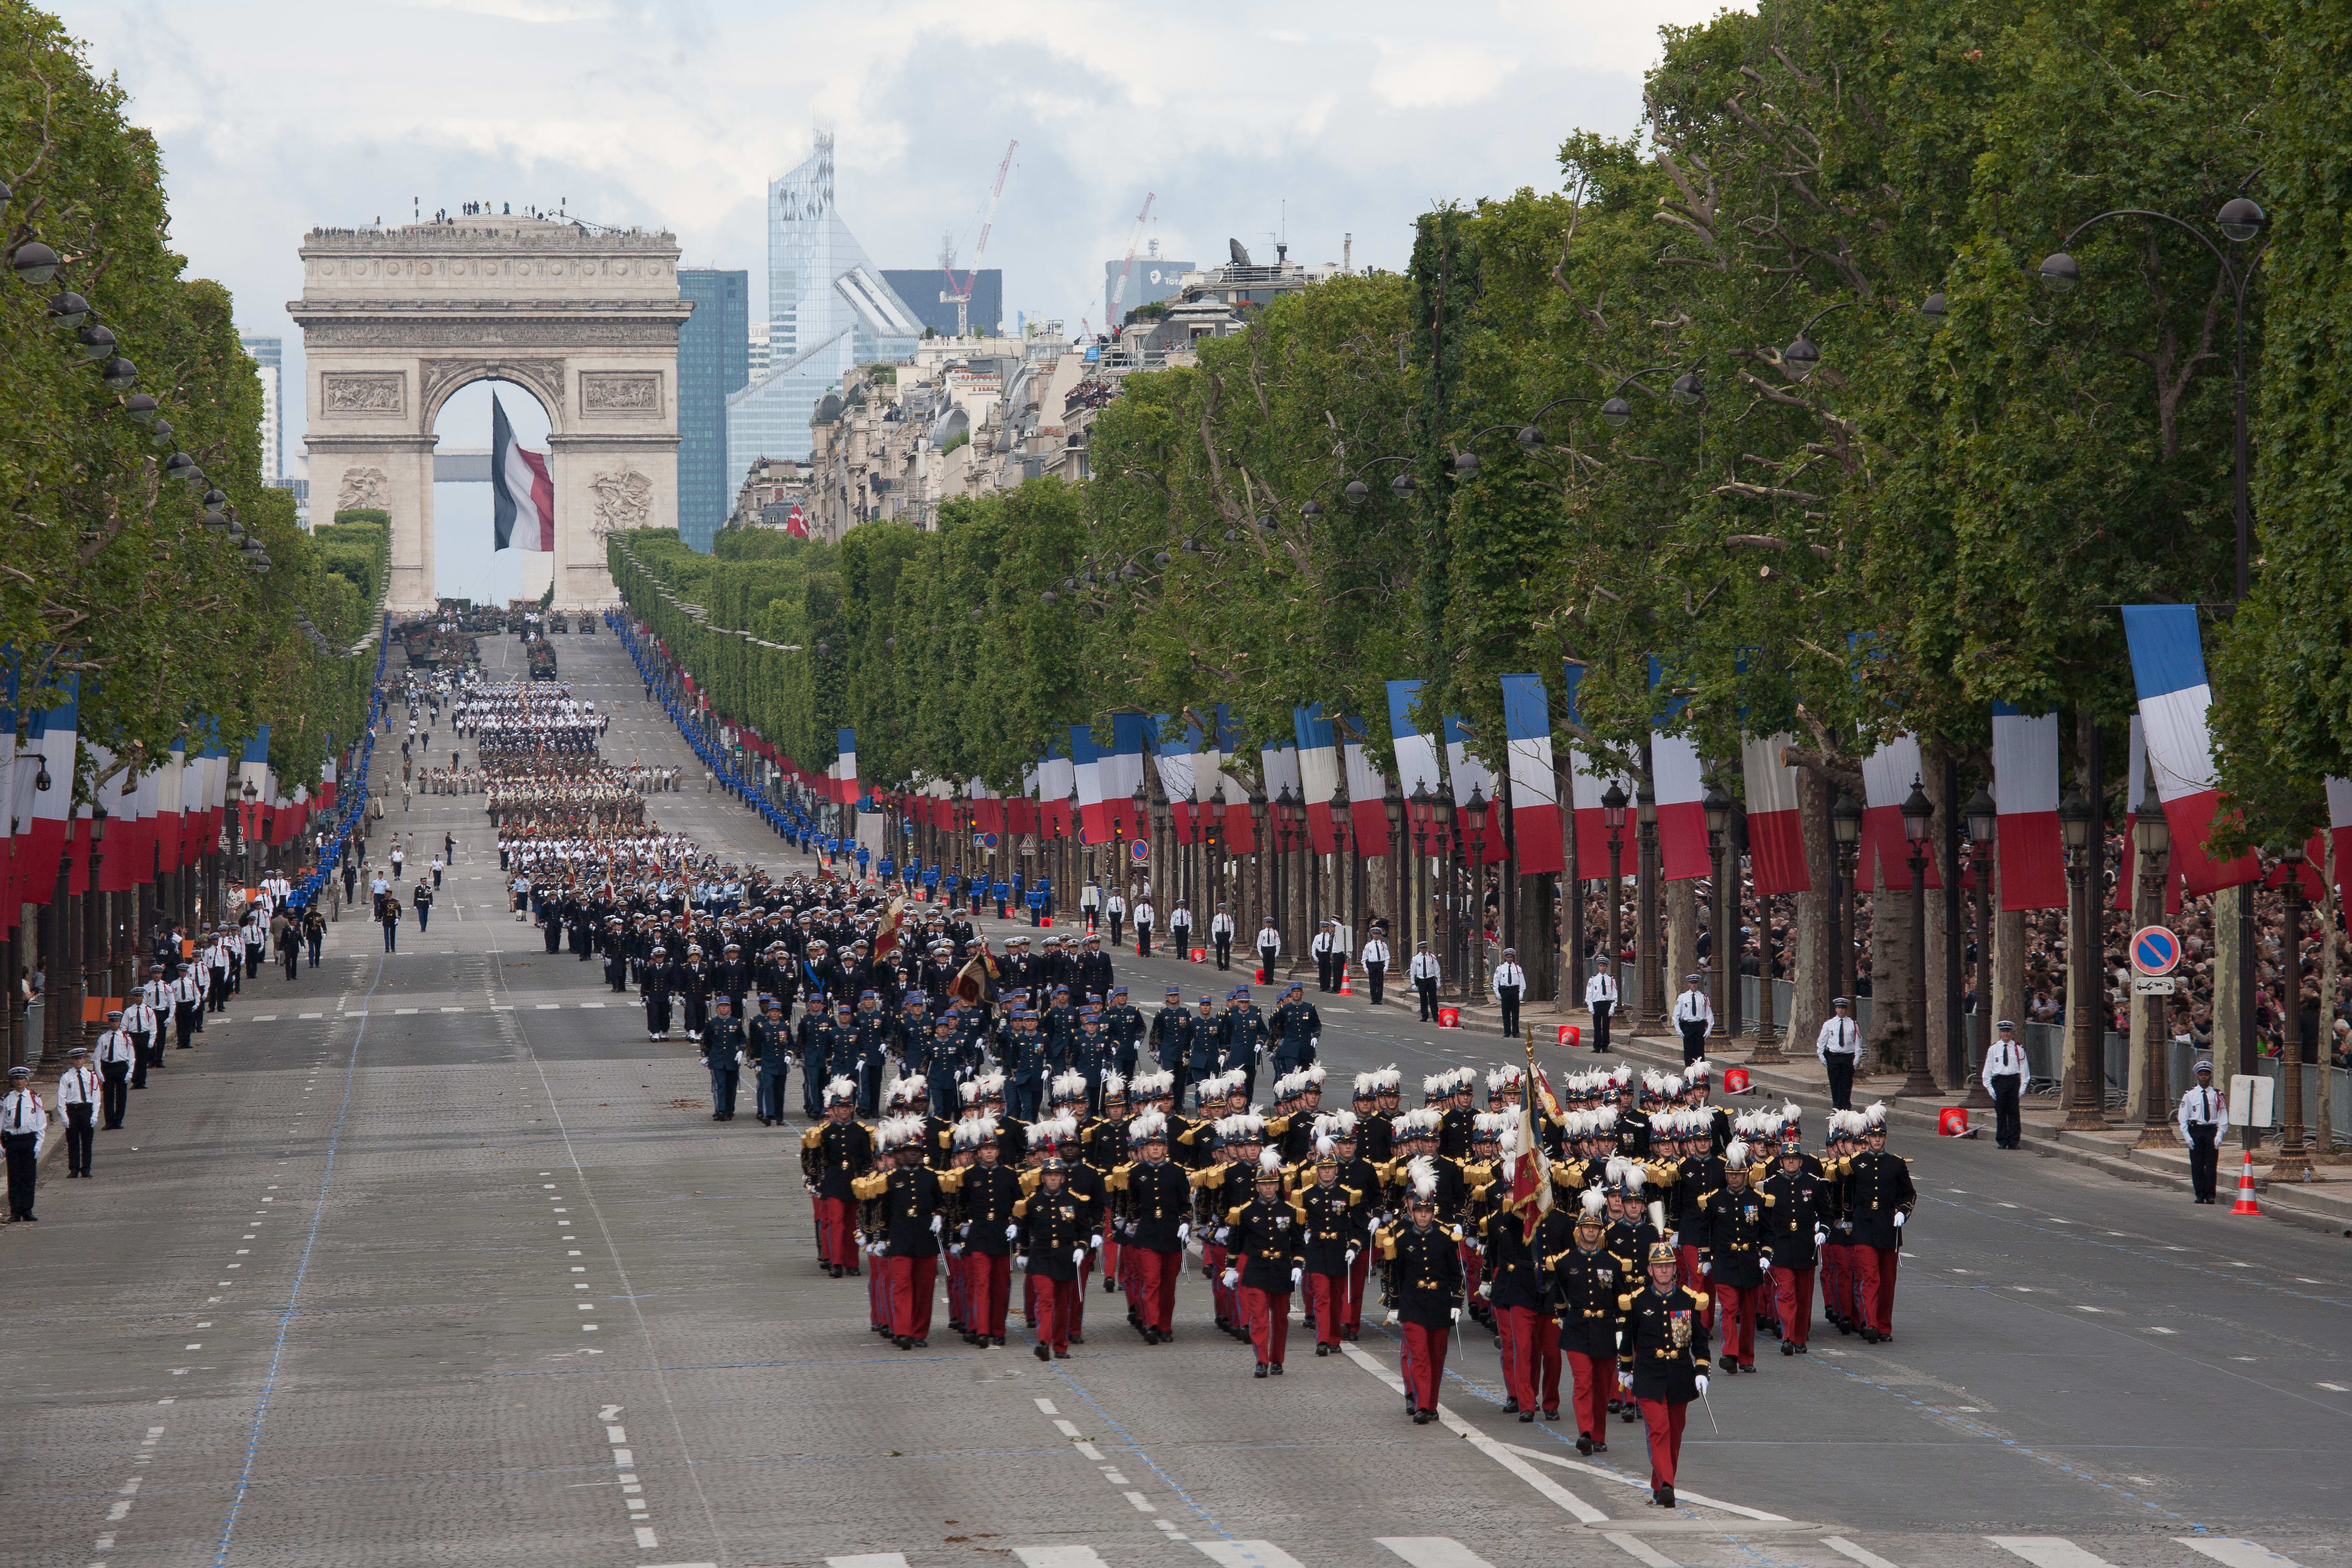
left=1111, top=1109, right=1190, bottom=1343
left=800, top=1076, right=873, bottom=1277
left=953, top=1116, right=1021, bottom=1347
left=1297, top=1135, right=1367, bottom=1357
left=1841, top=1105, right=1915, bottom=1342
left=1759, top=1136, right=1830, bottom=1354
left=1697, top=1139, right=1767, bottom=1371
left=1620, top=1241, right=1712, bottom=1508
left=1223, top=1152, right=1304, bottom=1376
left=1014, top=1156, right=1095, bottom=1360
left=1381, top=1156, right=1464, bottom=1424
left=1547, top=1190, right=1628, bottom=1452
left=852, top=1115, right=956, bottom=1349
left=701, top=994, right=744, bottom=1121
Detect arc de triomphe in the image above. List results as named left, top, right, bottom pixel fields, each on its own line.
left=291, top=216, right=690, bottom=612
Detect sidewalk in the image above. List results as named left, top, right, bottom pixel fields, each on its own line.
left=1471, top=998, right=2352, bottom=1238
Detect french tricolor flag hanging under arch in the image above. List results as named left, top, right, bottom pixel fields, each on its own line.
left=1072, top=725, right=1110, bottom=843
left=2120, top=604, right=2257, bottom=895
left=1992, top=703, right=2066, bottom=911
left=1291, top=704, right=1340, bottom=855
left=1740, top=730, right=1811, bottom=895
left=491, top=393, right=554, bottom=552
left=1642, top=658, right=1709, bottom=883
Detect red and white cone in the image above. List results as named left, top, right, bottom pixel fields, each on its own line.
left=2229, top=1150, right=2262, bottom=1215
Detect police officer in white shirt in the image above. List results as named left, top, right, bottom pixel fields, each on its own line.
left=1409, top=939, right=1442, bottom=1020
left=1169, top=901, right=1193, bottom=956
left=1492, top=947, right=1527, bottom=1038
left=58, top=1046, right=100, bottom=1177
left=1105, top=887, right=1128, bottom=947
left=1673, top=974, right=1716, bottom=1065
left=1209, top=902, right=1237, bottom=970
left=1312, top=920, right=1339, bottom=992
left=2178, top=1061, right=2229, bottom=1203
left=1132, top=895, right=1156, bottom=957
left=170, top=964, right=207, bottom=1048
left=1817, top=996, right=1863, bottom=1110
left=96, top=1013, right=137, bottom=1129
left=1361, top=925, right=1392, bottom=1005
left=3, top=1064, right=45, bottom=1218
left=1584, top=961, right=1620, bottom=1054
left=1982, top=1019, right=2031, bottom=1149
left=1255, top=916, right=1282, bottom=982
left=132, top=967, right=170, bottom=1082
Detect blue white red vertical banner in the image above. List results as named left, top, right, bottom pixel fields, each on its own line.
left=1072, top=724, right=1109, bottom=843
left=1640, top=659, right=1708, bottom=882
left=1108, top=713, right=1150, bottom=838
left=1340, top=717, right=1392, bottom=858
left=1213, top=707, right=1255, bottom=853
left=491, top=393, right=555, bottom=552
left=2120, top=605, right=2257, bottom=895
left=1498, top=673, right=1564, bottom=875
left=1291, top=703, right=1339, bottom=855
left=1989, top=702, right=2064, bottom=912
left=1739, top=731, right=1811, bottom=895
left=1859, top=733, right=1941, bottom=892
left=1152, top=716, right=1196, bottom=844
left=1441, top=715, right=1507, bottom=864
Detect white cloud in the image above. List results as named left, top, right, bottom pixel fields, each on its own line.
left=53, top=0, right=1739, bottom=456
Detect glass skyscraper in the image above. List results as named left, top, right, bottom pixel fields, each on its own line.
left=240, top=334, right=283, bottom=481
left=677, top=269, right=750, bottom=552
left=727, top=133, right=923, bottom=483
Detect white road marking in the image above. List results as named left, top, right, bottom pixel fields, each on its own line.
left=634, top=1527, right=659, bottom=1548
left=2176, top=1540, right=2306, bottom=1568
left=1013, top=1549, right=1111, bottom=1567
left=1501, top=1444, right=1787, bottom=1519
left=824, top=1556, right=908, bottom=1568
left=1195, top=1544, right=1307, bottom=1568
left=1337, top=1343, right=1609, bottom=1524
left=1602, top=1536, right=1680, bottom=1568
left=1989, top=1538, right=2116, bottom=1568
left=1378, top=1539, right=1500, bottom=1568
left=1052, top=1418, right=1083, bottom=1438
left=1123, top=1490, right=1156, bottom=1512
left=1824, top=1538, right=1906, bottom=1568
left=2316, top=1382, right=2348, bottom=1392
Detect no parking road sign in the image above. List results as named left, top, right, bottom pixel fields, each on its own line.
left=2131, top=925, right=2182, bottom=976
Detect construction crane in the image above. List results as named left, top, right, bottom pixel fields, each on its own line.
left=938, top=139, right=1017, bottom=338
left=1105, top=191, right=1156, bottom=334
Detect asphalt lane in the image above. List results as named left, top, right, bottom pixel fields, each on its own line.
left=4, top=628, right=2343, bottom=1568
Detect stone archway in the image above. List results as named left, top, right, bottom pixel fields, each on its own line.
left=292, top=216, right=690, bottom=611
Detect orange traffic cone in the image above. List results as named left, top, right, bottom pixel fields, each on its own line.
left=1338, top=963, right=1353, bottom=996
left=2230, top=1150, right=2262, bottom=1215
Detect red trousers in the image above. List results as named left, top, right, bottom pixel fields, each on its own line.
left=1203, top=1242, right=1234, bottom=1324
left=1346, top=1247, right=1373, bottom=1333
left=1399, top=1321, right=1450, bottom=1411
left=1101, top=1214, right=1121, bottom=1289
left=1033, top=1275, right=1078, bottom=1352
left=1821, top=1242, right=1854, bottom=1322
left=869, top=1256, right=888, bottom=1327
left=1565, top=1350, right=1613, bottom=1437
left=1677, top=1247, right=1714, bottom=1327
left=1127, top=1247, right=1179, bottom=1333
left=1637, top=1397, right=1688, bottom=1487
left=1771, top=1265, right=1815, bottom=1347
left=1305, top=1271, right=1345, bottom=1348
left=1497, top=1305, right=1560, bottom=1411
left=816, top=1196, right=861, bottom=1269
left=1856, top=1245, right=1899, bottom=1334
left=1717, top=1282, right=1761, bottom=1367
left=944, top=1248, right=969, bottom=1325
left=1239, top=1285, right=1291, bottom=1365
left=964, top=1252, right=1011, bottom=1338
left=886, top=1254, right=936, bottom=1340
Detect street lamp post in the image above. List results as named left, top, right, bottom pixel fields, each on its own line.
left=1384, top=780, right=1406, bottom=958
left=1636, top=783, right=1666, bottom=1032
left=1704, top=785, right=1733, bottom=1044
left=1432, top=790, right=1458, bottom=998
left=1464, top=785, right=1489, bottom=1003
left=2133, top=806, right=2179, bottom=1149
left=1275, top=785, right=1299, bottom=970
left=1964, top=787, right=1999, bottom=1110
left=1831, top=791, right=1864, bottom=1017
left=2059, top=791, right=2108, bottom=1129
left=1602, top=781, right=1628, bottom=1016
left=2272, top=845, right=2313, bottom=1180
left=1899, top=779, right=1940, bottom=1098
left=1409, top=783, right=1433, bottom=960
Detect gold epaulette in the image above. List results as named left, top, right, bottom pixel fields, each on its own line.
left=1616, top=1292, right=1634, bottom=1311
left=849, top=1171, right=888, bottom=1200
left=800, top=1126, right=823, bottom=1149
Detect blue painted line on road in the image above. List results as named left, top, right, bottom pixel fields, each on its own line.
left=212, top=948, right=388, bottom=1566
left=1048, top=1361, right=1242, bottom=1544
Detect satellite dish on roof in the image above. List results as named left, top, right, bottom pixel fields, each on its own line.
left=1229, top=238, right=1252, bottom=266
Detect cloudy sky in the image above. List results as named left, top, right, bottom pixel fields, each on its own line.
left=55, top=0, right=1728, bottom=589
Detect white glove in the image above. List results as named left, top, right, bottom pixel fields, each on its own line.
left=1178, top=1222, right=1191, bottom=1244
left=1893, top=1210, right=1907, bottom=1228
left=1345, top=1248, right=1359, bottom=1266
left=1450, top=1306, right=1461, bottom=1323
left=1695, top=1374, right=1709, bottom=1395
left=1016, top=1254, right=1028, bottom=1270
left=1214, top=1227, right=1230, bottom=1245
left=929, top=1214, right=942, bottom=1234
left=1090, top=1233, right=1103, bottom=1250
left=1698, top=1259, right=1712, bottom=1276
left=1478, top=1282, right=1493, bottom=1300
left=948, top=1243, right=964, bottom=1257
left=1006, top=1223, right=1020, bottom=1240
left=1222, top=1268, right=1239, bottom=1289
left=1814, top=1227, right=1828, bottom=1247
left=736, top=1051, right=748, bottom=1067
left=1073, top=1247, right=1088, bottom=1265
left=1290, top=1267, right=1303, bottom=1287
